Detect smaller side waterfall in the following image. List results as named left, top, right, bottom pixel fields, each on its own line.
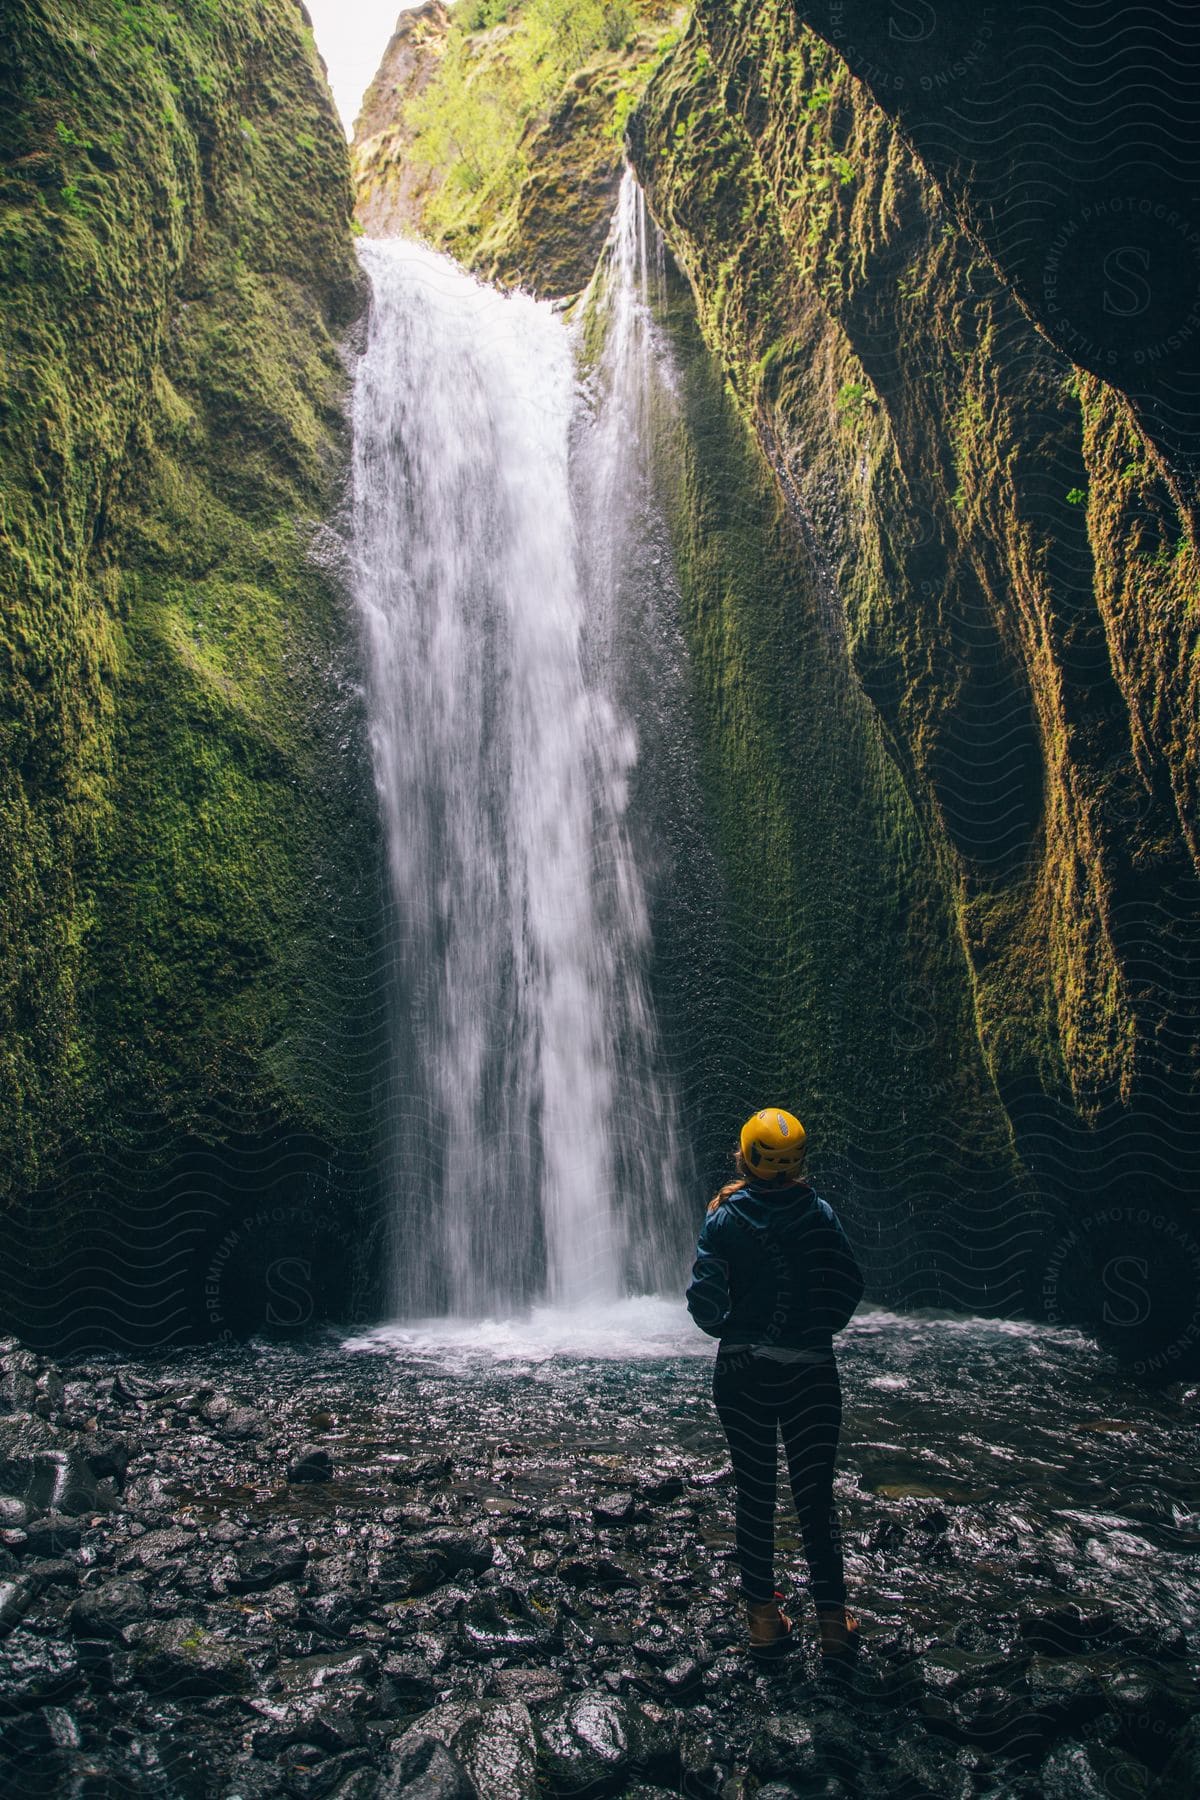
left=352, top=176, right=691, bottom=1320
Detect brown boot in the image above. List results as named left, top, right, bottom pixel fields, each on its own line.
left=746, top=1597, right=794, bottom=1658
left=816, top=1604, right=861, bottom=1661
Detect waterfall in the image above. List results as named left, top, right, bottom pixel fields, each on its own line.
left=352, top=173, right=690, bottom=1320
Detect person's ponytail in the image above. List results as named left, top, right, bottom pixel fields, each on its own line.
left=708, top=1148, right=751, bottom=1213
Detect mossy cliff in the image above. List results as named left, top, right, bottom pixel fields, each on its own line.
left=625, top=258, right=1028, bottom=1306
left=0, top=0, right=380, bottom=1345
left=629, top=4, right=1200, bottom=1364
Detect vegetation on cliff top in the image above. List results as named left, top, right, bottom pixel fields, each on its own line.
left=353, top=0, right=684, bottom=292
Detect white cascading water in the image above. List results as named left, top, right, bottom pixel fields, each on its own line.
left=352, top=172, right=687, bottom=1322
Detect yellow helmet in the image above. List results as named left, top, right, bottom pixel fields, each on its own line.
left=740, top=1107, right=807, bottom=1181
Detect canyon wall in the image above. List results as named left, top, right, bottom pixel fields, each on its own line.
left=0, top=0, right=382, bottom=1344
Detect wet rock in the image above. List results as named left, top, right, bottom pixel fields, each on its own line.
left=1037, top=1738, right=1149, bottom=1799
left=0, top=1572, right=41, bottom=1636
left=1150, top=1713, right=1200, bottom=1799
left=384, top=1651, right=439, bottom=1711
left=0, top=1704, right=82, bottom=1756
left=68, top=1577, right=149, bottom=1643
left=1017, top=1602, right=1123, bottom=1657
left=0, top=1372, right=37, bottom=1414
left=749, top=1714, right=823, bottom=1783
left=375, top=1546, right=449, bottom=1601
left=594, top=1493, right=636, bottom=1524
left=117, top=1524, right=195, bottom=1571
left=34, top=1369, right=65, bottom=1410
left=298, top=1591, right=360, bottom=1637
left=393, top=1700, right=537, bottom=1800
left=1025, top=1655, right=1108, bottom=1732
left=1102, top=1668, right=1191, bottom=1770
left=111, top=1369, right=165, bottom=1404
left=414, top=1529, right=494, bottom=1578
left=534, top=1688, right=678, bottom=1796
left=630, top=1618, right=680, bottom=1666
left=686, top=1463, right=732, bottom=1489
left=309, top=1548, right=370, bottom=1599
left=636, top=1475, right=685, bottom=1505
left=377, top=1731, right=479, bottom=1798
left=277, top=1648, right=381, bottom=1700
left=457, top=1586, right=561, bottom=1658
left=389, top=1455, right=455, bottom=1485
left=24, top=1510, right=85, bottom=1555
left=0, top=1496, right=28, bottom=1530
left=231, top=1538, right=309, bottom=1593
left=83, top=1436, right=129, bottom=1489
left=73, top=1636, right=114, bottom=1690
left=250, top=1700, right=367, bottom=1760
left=0, top=1421, right=103, bottom=1517
left=0, top=1628, right=82, bottom=1706
left=875, top=1735, right=977, bottom=1800
left=655, top=1657, right=704, bottom=1704
left=128, top=1617, right=251, bottom=1696
left=24, top=1555, right=79, bottom=1590
left=122, top=1472, right=172, bottom=1513
left=110, top=1725, right=214, bottom=1799
left=486, top=1667, right=565, bottom=1706
left=290, top=1445, right=335, bottom=1483
left=952, top=1686, right=1048, bottom=1762
left=221, top=1407, right=266, bottom=1441
left=559, top=1554, right=641, bottom=1590
left=285, top=1745, right=377, bottom=1799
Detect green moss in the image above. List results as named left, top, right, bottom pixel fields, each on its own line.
left=351, top=0, right=680, bottom=295
left=645, top=270, right=1016, bottom=1216
left=630, top=0, right=1200, bottom=1257
left=0, top=1, right=379, bottom=1243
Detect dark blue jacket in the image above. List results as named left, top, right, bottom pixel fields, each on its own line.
left=686, top=1181, right=864, bottom=1354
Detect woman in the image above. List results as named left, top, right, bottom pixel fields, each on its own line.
left=686, top=1107, right=864, bottom=1661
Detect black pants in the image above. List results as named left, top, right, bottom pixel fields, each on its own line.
left=712, top=1349, right=846, bottom=1608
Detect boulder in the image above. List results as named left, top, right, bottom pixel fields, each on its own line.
left=24, top=1510, right=85, bottom=1555
left=230, top=1538, right=308, bottom=1593
left=290, top=1445, right=335, bottom=1483
left=68, top=1577, right=150, bottom=1643
left=128, top=1617, right=251, bottom=1696
left=277, top=1648, right=381, bottom=1700
left=0, top=1573, right=41, bottom=1637
left=457, top=1586, right=561, bottom=1659
left=413, top=1529, right=494, bottom=1578
left=1151, top=1714, right=1200, bottom=1799
left=534, top=1689, right=678, bottom=1796
left=0, top=1419, right=103, bottom=1516
left=377, top=1731, right=479, bottom=1799
left=0, top=1629, right=82, bottom=1707
left=749, top=1715, right=823, bottom=1784
left=390, top=1700, right=537, bottom=1800
left=486, top=1667, right=565, bottom=1706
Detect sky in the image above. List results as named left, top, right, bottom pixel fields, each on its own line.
left=305, top=0, right=426, bottom=138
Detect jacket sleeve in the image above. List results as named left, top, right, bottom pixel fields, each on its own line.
left=812, top=1198, right=865, bottom=1332
left=685, top=1209, right=732, bottom=1338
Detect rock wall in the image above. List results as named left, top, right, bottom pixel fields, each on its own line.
left=0, top=0, right=382, bottom=1344
left=630, top=4, right=1200, bottom=1368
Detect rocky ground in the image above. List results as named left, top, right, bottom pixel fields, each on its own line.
left=1, top=1321, right=1197, bottom=1798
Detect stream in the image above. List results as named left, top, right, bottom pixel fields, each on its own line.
left=1, top=1311, right=1197, bottom=1797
